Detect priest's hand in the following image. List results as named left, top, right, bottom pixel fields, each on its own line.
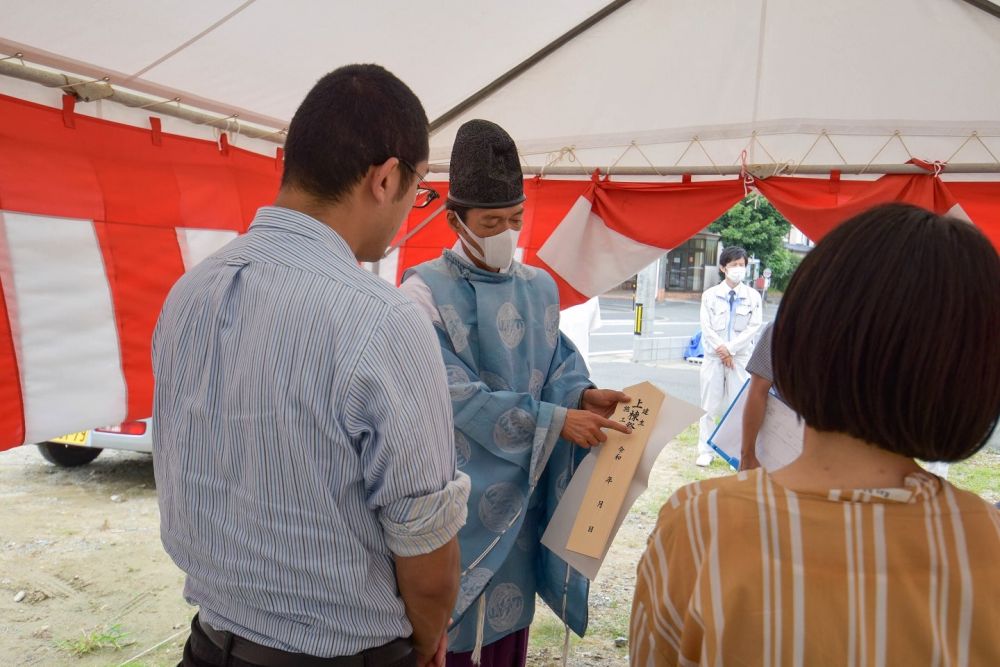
left=561, top=409, right=632, bottom=448
left=581, top=388, right=631, bottom=419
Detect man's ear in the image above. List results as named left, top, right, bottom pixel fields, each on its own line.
left=445, top=210, right=460, bottom=233
left=369, top=158, right=400, bottom=205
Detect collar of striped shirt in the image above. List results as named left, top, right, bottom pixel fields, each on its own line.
left=249, top=205, right=355, bottom=260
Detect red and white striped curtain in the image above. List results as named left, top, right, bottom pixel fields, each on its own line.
left=0, top=94, right=280, bottom=450
left=2, top=94, right=999, bottom=451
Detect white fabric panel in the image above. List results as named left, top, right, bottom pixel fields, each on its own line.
left=0, top=0, right=607, bottom=138
left=537, top=196, right=666, bottom=298
left=946, top=203, right=973, bottom=223
left=757, top=0, right=1000, bottom=124
left=176, top=228, right=239, bottom=270
left=558, top=297, right=602, bottom=367
left=0, top=1, right=247, bottom=80
left=0, top=212, right=126, bottom=443
left=378, top=249, right=400, bottom=285
left=430, top=0, right=1000, bottom=166
left=2, top=0, right=1000, bottom=167
left=431, top=0, right=761, bottom=153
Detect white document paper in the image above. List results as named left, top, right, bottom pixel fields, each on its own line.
left=708, top=383, right=804, bottom=472
left=540, top=389, right=703, bottom=581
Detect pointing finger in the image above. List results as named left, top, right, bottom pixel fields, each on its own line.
left=600, top=417, right=633, bottom=435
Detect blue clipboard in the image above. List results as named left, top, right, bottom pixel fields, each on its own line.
left=706, top=378, right=750, bottom=470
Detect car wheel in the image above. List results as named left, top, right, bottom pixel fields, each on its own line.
left=36, top=442, right=103, bottom=467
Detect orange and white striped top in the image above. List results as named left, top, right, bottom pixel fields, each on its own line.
left=630, top=469, right=1000, bottom=666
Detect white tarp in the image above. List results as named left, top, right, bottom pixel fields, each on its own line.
left=1, top=0, right=999, bottom=170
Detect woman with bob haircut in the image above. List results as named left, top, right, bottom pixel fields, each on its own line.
left=631, top=203, right=1000, bottom=666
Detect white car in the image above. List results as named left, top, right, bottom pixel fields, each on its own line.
left=37, top=419, right=152, bottom=467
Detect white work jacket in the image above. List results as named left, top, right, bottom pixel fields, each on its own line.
left=699, top=280, right=763, bottom=360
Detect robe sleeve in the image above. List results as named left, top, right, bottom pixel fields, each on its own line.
left=435, top=327, right=568, bottom=488
left=541, top=331, right=594, bottom=410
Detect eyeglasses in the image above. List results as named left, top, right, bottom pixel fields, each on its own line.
left=398, top=158, right=441, bottom=209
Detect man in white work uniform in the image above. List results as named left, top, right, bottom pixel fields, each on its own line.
left=696, top=246, right=763, bottom=466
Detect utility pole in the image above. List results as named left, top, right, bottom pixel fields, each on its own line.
left=632, top=258, right=660, bottom=360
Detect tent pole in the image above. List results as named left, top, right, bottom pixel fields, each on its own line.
left=959, top=0, right=1000, bottom=20
left=3, top=61, right=998, bottom=176
left=0, top=59, right=286, bottom=144
left=428, top=0, right=635, bottom=133
left=427, top=163, right=1000, bottom=176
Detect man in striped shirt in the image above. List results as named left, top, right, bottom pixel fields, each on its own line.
left=632, top=204, right=1000, bottom=666
left=153, top=65, right=469, bottom=667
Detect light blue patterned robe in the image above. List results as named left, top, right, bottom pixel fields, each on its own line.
left=404, top=250, right=593, bottom=652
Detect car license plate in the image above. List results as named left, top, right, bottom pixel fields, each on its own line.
left=51, top=431, right=89, bottom=446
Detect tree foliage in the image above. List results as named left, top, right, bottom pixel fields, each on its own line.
left=709, top=196, right=799, bottom=285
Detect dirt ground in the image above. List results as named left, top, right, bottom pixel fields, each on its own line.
left=0, top=435, right=721, bottom=667
left=2, top=435, right=996, bottom=666
left=0, top=447, right=189, bottom=666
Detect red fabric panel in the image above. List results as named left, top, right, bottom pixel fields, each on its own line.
left=0, top=137, right=106, bottom=219
left=61, top=94, right=76, bottom=128
left=532, top=256, right=591, bottom=309
left=396, top=183, right=453, bottom=283
left=150, top=116, right=163, bottom=146
left=594, top=179, right=746, bottom=249
left=93, top=157, right=183, bottom=227
left=172, top=164, right=245, bottom=229
left=0, top=94, right=280, bottom=230
left=521, top=178, right=592, bottom=254
left=756, top=174, right=961, bottom=242
left=94, top=223, right=186, bottom=421
left=946, top=181, right=1000, bottom=248
left=394, top=179, right=592, bottom=287
left=522, top=179, right=743, bottom=308
left=0, top=93, right=281, bottom=448
left=0, top=286, right=25, bottom=451
left=520, top=179, right=594, bottom=307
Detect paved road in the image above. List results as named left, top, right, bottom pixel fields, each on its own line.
left=590, top=296, right=778, bottom=355
left=587, top=298, right=1000, bottom=452
left=586, top=298, right=710, bottom=407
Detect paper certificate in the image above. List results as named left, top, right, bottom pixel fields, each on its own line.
left=708, top=382, right=804, bottom=472
left=541, top=384, right=703, bottom=580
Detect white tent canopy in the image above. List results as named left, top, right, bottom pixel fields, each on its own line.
left=2, top=0, right=1000, bottom=173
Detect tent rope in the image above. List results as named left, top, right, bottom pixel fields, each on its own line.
left=541, top=146, right=590, bottom=177
left=116, top=628, right=188, bottom=667
left=197, top=113, right=240, bottom=132
left=946, top=131, right=1000, bottom=165
left=792, top=130, right=848, bottom=174
left=632, top=141, right=664, bottom=176
left=860, top=131, right=910, bottom=174
left=138, top=96, right=182, bottom=111
left=605, top=142, right=635, bottom=176
left=674, top=136, right=722, bottom=175
left=770, top=160, right=793, bottom=177
left=608, top=141, right=664, bottom=177
left=738, top=149, right=754, bottom=195
left=256, top=126, right=288, bottom=142
left=750, top=131, right=778, bottom=164
left=60, top=75, right=110, bottom=90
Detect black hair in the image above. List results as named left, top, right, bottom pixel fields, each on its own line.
left=772, top=203, right=1000, bottom=461
left=719, top=246, right=748, bottom=268
left=281, top=64, right=429, bottom=203
left=445, top=203, right=472, bottom=222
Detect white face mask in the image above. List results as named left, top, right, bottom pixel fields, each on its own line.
left=456, top=214, right=520, bottom=271
left=725, top=266, right=747, bottom=283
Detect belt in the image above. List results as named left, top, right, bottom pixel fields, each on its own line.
left=198, top=616, right=413, bottom=667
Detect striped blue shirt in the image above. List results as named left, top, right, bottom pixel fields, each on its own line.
left=152, top=206, right=470, bottom=657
